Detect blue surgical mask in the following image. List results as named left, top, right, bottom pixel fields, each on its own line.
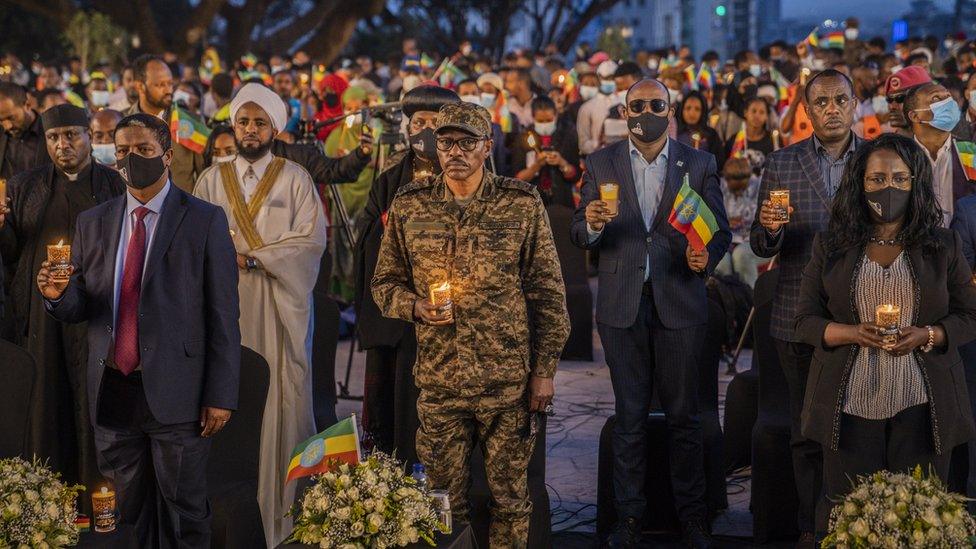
left=599, top=80, right=615, bottom=95
left=919, top=97, right=961, bottom=132
left=91, top=143, right=116, bottom=166
left=480, top=92, right=496, bottom=108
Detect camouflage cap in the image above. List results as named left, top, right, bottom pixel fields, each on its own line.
left=435, top=101, right=491, bottom=138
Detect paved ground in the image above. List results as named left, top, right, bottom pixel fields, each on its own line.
left=334, top=322, right=790, bottom=548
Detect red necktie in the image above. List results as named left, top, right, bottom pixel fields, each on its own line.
left=114, top=206, right=150, bottom=375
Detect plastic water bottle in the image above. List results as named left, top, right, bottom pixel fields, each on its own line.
left=411, top=463, right=428, bottom=491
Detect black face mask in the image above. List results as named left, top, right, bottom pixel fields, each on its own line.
left=324, top=93, right=339, bottom=109
left=865, top=187, right=911, bottom=223
left=118, top=153, right=166, bottom=190
left=409, top=128, right=438, bottom=162
left=627, top=113, right=669, bottom=143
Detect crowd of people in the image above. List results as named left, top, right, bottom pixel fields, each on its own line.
left=6, top=13, right=976, bottom=549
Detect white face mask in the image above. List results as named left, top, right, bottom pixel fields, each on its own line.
left=460, top=94, right=481, bottom=105
left=749, top=64, right=762, bottom=78
left=534, top=121, right=556, bottom=136
left=579, top=85, right=598, bottom=100
left=461, top=45, right=473, bottom=56
left=812, top=58, right=827, bottom=71
left=480, top=93, right=496, bottom=109
left=844, top=28, right=859, bottom=41
left=668, top=88, right=681, bottom=104
left=91, top=143, right=116, bottom=166
left=647, top=58, right=659, bottom=70
left=213, top=154, right=236, bottom=163
left=90, top=90, right=110, bottom=107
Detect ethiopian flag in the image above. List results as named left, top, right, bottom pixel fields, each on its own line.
left=955, top=141, right=976, bottom=180
left=804, top=28, right=820, bottom=48
left=286, top=416, right=361, bottom=483
left=697, top=64, right=715, bottom=90
left=683, top=64, right=698, bottom=91
left=728, top=122, right=747, bottom=160
left=825, top=31, right=845, bottom=49
left=669, top=174, right=719, bottom=252
left=170, top=107, right=210, bottom=154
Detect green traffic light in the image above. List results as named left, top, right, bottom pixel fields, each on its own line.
left=715, top=5, right=726, bottom=16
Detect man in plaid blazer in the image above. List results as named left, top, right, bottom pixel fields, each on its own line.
left=749, top=69, right=863, bottom=546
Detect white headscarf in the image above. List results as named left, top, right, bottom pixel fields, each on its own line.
left=230, top=82, right=288, bottom=131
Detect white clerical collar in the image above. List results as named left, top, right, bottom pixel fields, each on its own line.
left=234, top=152, right=274, bottom=181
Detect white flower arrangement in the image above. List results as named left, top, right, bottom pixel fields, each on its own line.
left=0, top=457, right=83, bottom=548
left=287, top=452, right=445, bottom=548
left=823, top=466, right=976, bottom=548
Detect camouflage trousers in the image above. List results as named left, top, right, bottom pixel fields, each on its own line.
left=416, top=386, right=535, bottom=549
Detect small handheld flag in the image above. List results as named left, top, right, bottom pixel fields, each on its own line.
left=170, top=107, right=211, bottom=154
left=285, top=415, right=362, bottom=483
left=683, top=64, right=699, bottom=91
left=955, top=141, right=976, bottom=180
left=804, top=28, right=820, bottom=48
left=696, top=63, right=716, bottom=90
left=668, top=173, right=719, bottom=252
left=824, top=31, right=845, bottom=49
left=729, top=122, right=747, bottom=160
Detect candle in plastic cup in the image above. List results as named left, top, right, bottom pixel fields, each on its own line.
left=47, top=239, right=71, bottom=282
left=92, top=486, right=117, bottom=533
left=0, top=178, right=6, bottom=207
left=429, top=281, right=452, bottom=307
left=876, top=304, right=902, bottom=346
left=431, top=489, right=452, bottom=534
left=600, top=182, right=619, bottom=218
left=769, top=189, right=790, bottom=223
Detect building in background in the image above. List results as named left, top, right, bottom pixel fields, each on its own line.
left=598, top=0, right=682, bottom=52
left=901, top=0, right=952, bottom=38
left=956, top=0, right=976, bottom=36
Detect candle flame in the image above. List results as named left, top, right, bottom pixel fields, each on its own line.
left=527, top=134, right=537, bottom=148
left=557, top=74, right=565, bottom=84
left=345, top=115, right=356, bottom=128
left=57, top=238, right=64, bottom=247
left=100, top=486, right=108, bottom=494
left=432, top=281, right=450, bottom=292
left=801, top=68, right=811, bottom=76
left=691, top=132, right=701, bottom=140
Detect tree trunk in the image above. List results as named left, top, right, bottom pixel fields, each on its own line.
left=300, top=0, right=384, bottom=66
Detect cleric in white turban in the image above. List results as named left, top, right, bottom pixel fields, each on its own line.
left=193, top=82, right=328, bottom=548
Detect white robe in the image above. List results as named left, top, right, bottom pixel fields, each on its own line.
left=194, top=156, right=327, bottom=547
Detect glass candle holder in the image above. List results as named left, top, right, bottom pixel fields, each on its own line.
left=599, top=182, right=619, bottom=218
left=47, top=240, right=71, bottom=281
left=876, top=304, right=902, bottom=346
left=91, top=486, right=117, bottom=533
left=769, top=189, right=791, bottom=223
left=430, top=489, right=452, bottom=534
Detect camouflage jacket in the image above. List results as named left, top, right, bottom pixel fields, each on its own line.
left=371, top=171, right=570, bottom=395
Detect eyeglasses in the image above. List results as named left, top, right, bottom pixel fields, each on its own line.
left=435, top=136, right=487, bottom=152
left=887, top=94, right=906, bottom=104
left=628, top=98, right=669, bottom=115
left=864, top=174, right=913, bottom=189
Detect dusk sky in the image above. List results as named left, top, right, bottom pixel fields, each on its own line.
left=782, top=0, right=954, bottom=35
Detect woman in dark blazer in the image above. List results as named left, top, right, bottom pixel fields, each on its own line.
left=794, top=134, right=976, bottom=528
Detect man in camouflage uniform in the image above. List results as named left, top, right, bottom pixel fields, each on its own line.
left=372, top=102, right=569, bottom=548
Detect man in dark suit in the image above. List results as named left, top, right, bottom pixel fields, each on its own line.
left=571, top=78, right=731, bottom=549
left=749, top=69, right=862, bottom=545
left=37, top=113, right=241, bottom=548
left=0, top=105, right=125, bottom=512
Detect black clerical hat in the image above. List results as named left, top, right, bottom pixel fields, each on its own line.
left=41, top=104, right=90, bottom=132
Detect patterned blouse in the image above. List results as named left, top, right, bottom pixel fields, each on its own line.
left=844, top=252, right=928, bottom=419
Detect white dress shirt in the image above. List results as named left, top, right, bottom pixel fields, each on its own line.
left=234, top=152, right=274, bottom=202
left=577, top=93, right=622, bottom=155
left=915, top=134, right=955, bottom=226
left=113, top=180, right=171, bottom=328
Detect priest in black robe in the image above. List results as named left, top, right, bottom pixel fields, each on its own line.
left=0, top=104, right=125, bottom=511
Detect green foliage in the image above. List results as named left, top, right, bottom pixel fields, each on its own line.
left=62, top=11, right=128, bottom=70
left=597, top=25, right=631, bottom=61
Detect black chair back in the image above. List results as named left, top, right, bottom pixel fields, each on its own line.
left=753, top=269, right=788, bottom=415
left=312, top=292, right=340, bottom=431
left=208, top=346, right=269, bottom=489
left=0, top=340, right=33, bottom=458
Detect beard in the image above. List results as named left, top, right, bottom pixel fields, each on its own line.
left=237, top=137, right=273, bottom=161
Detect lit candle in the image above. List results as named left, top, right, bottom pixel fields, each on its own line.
left=526, top=133, right=538, bottom=152
left=91, top=486, right=117, bottom=533
left=429, top=281, right=452, bottom=308
left=876, top=304, right=902, bottom=347
left=691, top=132, right=701, bottom=150
left=801, top=67, right=811, bottom=86
left=344, top=114, right=356, bottom=129
left=769, top=189, right=790, bottom=223
left=0, top=177, right=6, bottom=207
left=599, top=182, right=619, bottom=218
left=772, top=129, right=780, bottom=150
left=46, top=239, right=71, bottom=281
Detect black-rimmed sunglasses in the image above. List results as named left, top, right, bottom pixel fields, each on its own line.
left=435, top=136, right=487, bottom=152
left=628, top=98, right=669, bottom=115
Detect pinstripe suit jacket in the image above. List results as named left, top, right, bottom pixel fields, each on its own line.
left=749, top=134, right=863, bottom=342
left=571, top=138, right=731, bottom=329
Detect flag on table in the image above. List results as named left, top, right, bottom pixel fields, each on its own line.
left=683, top=64, right=699, bottom=91
left=955, top=141, right=976, bottom=180
left=825, top=31, right=845, bottom=49
left=804, top=28, right=820, bottom=48
left=697, top=64, right=716, bottom=90
left=668, top=173, right=719, bottom=252
left=729, top=122, right=747, bottom=160
left=170, top=106, right=211, bottom=154
left=286, top=416, right=362, bottom=483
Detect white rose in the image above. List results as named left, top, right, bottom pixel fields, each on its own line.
left=843, top=501, right=858, bottom=516
left=339, top=474, right=352, bottom=488
left=850, top=519, right=869, bottom=538
left=335, top=506, right=351, bottom=520
left=350, top=521, right=365, bottom=537
left=347, top=488, right=359, bottom=500
left=31, top=532, right=44, bottom=544
left=368, top=513, right=384, bottom=529
left=374, top=499, right=386, bottom=513
left=46, top=502, right=59, bottom=519
left=24, top=490, right=38, bottom=502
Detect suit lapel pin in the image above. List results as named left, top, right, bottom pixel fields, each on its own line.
left=676, top=160, right=684, bottom=167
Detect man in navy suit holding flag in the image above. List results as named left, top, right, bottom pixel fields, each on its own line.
left=572, top=78, right=730, bottom=549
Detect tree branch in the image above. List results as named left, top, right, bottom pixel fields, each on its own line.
left=555, top=0, right=623, bottom=53
left=6, top=0, right=76, bottom=27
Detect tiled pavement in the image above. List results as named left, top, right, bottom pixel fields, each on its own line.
left=335, top=325, right=793, bottom=549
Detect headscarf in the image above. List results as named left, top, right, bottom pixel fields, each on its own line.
left=315, top=73, right=349, bottom=140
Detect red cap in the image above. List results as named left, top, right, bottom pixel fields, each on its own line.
left=884, top=66, right=932, bottom=97
left=588, top=51, right=610, bottom=66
